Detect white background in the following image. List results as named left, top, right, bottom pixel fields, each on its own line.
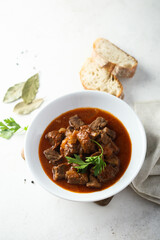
left=0, top=0, right=160, bottom=239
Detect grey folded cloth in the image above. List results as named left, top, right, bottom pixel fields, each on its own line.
left=130, top=101, right=160, bottom=205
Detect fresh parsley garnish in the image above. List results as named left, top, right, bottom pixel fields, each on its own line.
left=65, top=154, right=90, bottom=173
left=0, top=117, right=28, bottom=139
left=65, top=140, right=106, bottom=176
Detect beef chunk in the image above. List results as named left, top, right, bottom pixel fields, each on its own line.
left=90, top=130, right=100, bottom=138
left=79, top=146, right=84, bottom=159
left=107, top=155, right=120, bottom=167
left=97, top=163, right=119, bottom=183
left=100, top=132, right=111, bottom=145
left=60, top=130, right=79, bottom=157
left=86, top=175, right=101, bottom=188
left=100, top=132, right=119, bottom=156
left=52, top=163, right=70, bottom=180
left=89, top=117, right=108, bottom=130
left=69, top=115, right=84, bottom=130
left=102, top=141, right=119, bottom=158
left=45, top=130, right=64, bottom=148
left=65, top=126, right=74, bottom=137
left=102, top=143, right=114, bottom=158
left=65, top=168, right=88, bottom=185
left=77, top=125, right=96, bottom=154
left=62, top=142, right=79, bottom=157
left=103, top=127, right=116, bottom=140
left=109, top=141, right=119, bottom=154
left=43, top=147, right=62, bottom=164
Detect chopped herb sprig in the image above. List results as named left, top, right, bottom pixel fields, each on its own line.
left=65, top=140, right=106, bottom=176
left=0, top=117, right=28, bottom=139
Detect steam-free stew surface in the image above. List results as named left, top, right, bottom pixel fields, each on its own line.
left=39, top=108, right=131, bottom=193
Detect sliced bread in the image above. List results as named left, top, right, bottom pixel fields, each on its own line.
left=92, top=38, right=138, bottom=78
left=80, top=58, right=123, bottom=98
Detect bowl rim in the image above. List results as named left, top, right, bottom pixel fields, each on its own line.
left=25, top=90, right=147, bottom=202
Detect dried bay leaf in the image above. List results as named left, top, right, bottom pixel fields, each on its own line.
left=3, top=82, right=25, bottom=103
left=13, top=98, right=44, bottom=114
left=22, top=73, right=39, bottom=104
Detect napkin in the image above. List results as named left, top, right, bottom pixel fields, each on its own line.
left=130, top=101, right=160, bottom=204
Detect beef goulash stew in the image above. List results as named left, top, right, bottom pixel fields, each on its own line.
left=39, top=108, right=132, bottom=193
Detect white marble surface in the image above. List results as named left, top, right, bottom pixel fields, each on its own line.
left=0, top=0, right=160, bottom=239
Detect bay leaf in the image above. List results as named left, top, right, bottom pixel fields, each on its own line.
left=3, top=82, right=25, bottom=103
left=22, top=73, right=39, bottom=104
left=13, top=98, right=44, bottom=115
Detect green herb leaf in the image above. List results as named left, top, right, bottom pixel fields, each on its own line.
left=3, top=82, right=25, bottom=103
left=22, top=73, right=39, bottom=104
left=66, top=154, right=90, bottom=173
left=0, top=118, right=27, bottom=139
left=0, top=130, right=14, bottom=139
left=13, top=98, right=44, bottom=115
left=65, top=140, right=106, bottom=176
left=92, top=156, right=106, bottom=176
left=66, top=154, right=86, bottom=165
left=23, top=126, right=28, bottom=131
left=4, top=117, right=20, bottom=130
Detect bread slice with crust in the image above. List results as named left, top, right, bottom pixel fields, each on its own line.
left=80, top=58, right=123, bottom=98
left=92, top=38, right=138, bottom=78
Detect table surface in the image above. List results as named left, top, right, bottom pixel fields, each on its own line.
left=0, top=0, right=160, bottom=239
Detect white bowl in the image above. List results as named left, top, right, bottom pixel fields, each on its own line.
left=25, top=91, right=146, bottom=202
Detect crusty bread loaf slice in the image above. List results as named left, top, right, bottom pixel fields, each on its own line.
left=92, top=38, right=138, bottom=78
left=80, top=58, right=123, bottom=98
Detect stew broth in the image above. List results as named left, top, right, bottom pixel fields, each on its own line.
left=39, top=108, right=132, bottom=193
